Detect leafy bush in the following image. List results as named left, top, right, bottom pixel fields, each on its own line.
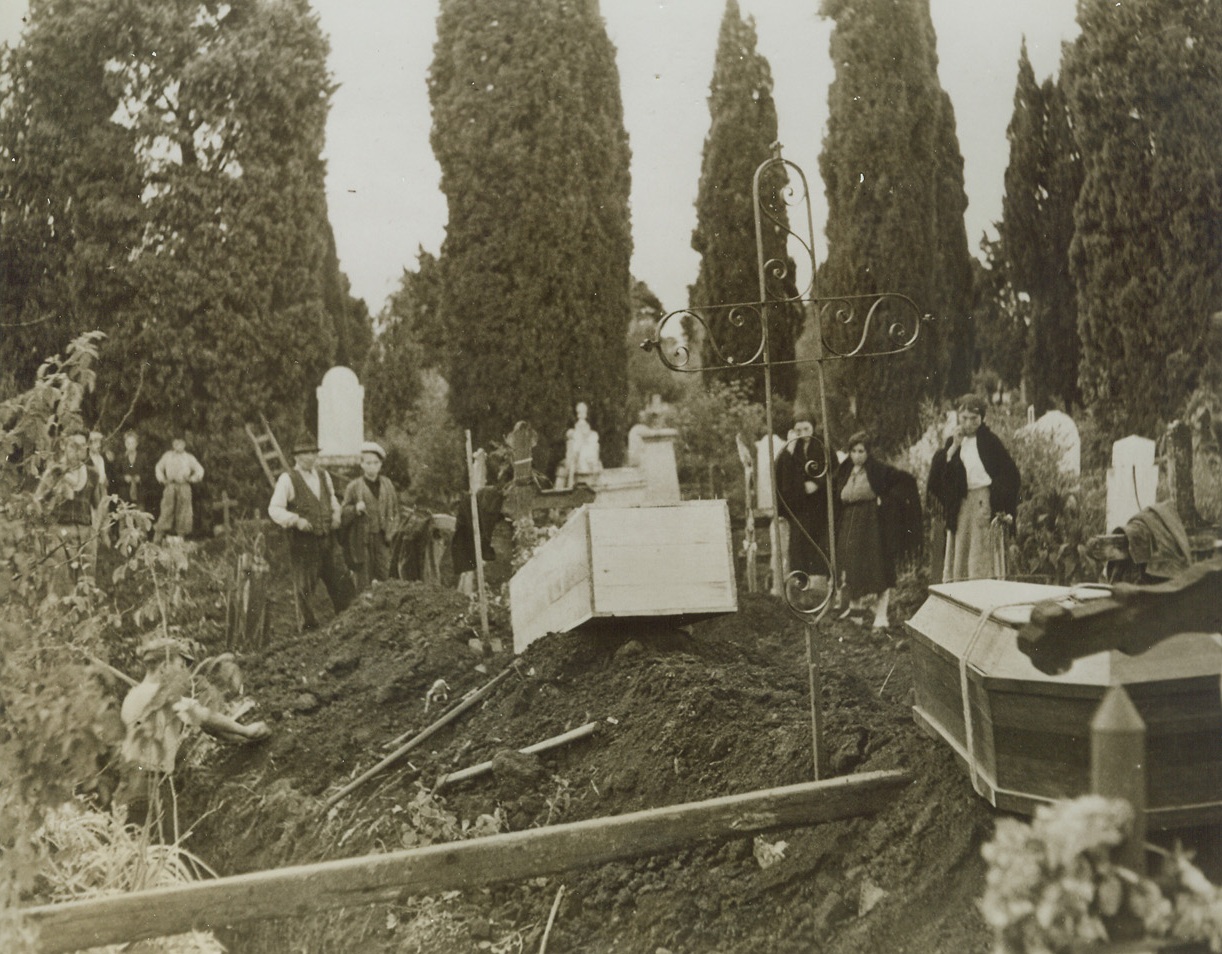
left=377, top=370, right=467, bottom=513
left=0, top=334, right=237, bottom=946
left=987, top=405, right=1104, bottom=585
left=670, top=380, right=771, bottom=517
left=1, top=335, right=125, bottom=932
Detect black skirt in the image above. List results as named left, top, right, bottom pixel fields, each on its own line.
left=836, top=499, right=891, bottom=598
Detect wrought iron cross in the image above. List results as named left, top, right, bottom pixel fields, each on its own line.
left=642, top=143, right=930, bottom=776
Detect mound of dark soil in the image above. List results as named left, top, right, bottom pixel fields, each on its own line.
left=229, top=580, right=504, bottom=797
left=173, top=561, right=998, bottom=953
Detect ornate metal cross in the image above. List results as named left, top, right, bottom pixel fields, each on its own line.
left=643, top=143, right=930, bottom=776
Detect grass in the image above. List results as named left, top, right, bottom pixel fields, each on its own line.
left=31, top=797, right=223, bottom=953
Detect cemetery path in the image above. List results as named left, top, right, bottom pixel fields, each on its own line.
left=176, top=559, right=996, bottom=953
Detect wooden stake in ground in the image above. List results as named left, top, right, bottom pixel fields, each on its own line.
left=465, top=429, right=491, bottom=643
left=324, top=663, right=518, bottom=811
left=23, top=770, right=911, bottom=953
left=435, top=721, right=600, bottom=789
left=538, top=884, right=565, bottom=954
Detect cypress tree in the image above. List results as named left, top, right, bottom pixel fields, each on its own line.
left=998, top=43, right=1082, bottom=415
left=1063, top=0, right=1222, bottom=437
left=430, top=0, right=633, bottom=464
left=0, top=0, right=359, bottom=501
left=817, top=0, right=973, bottom=449
left=0, top=0, right=142, bottom=386
left=690, top=0, right=801, bottom=405
left=364, top=250, right=438, bottom=435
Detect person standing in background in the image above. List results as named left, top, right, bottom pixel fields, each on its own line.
left=341, top=441, right=400, bottom=592
left=833, top=431, right=922, bottom=629
left=268, top=439, right=353, bottom=631
left=88, top=430, right=112, bottom=546
left=113, top=430, right=150, bottom=511
left=775, top=416, right=838, bottom=582
left=34, top=432, right=102, bottom=594
left=153, top=436, right=204, bottom=542
left=927, top=394, right=1020, bottom=582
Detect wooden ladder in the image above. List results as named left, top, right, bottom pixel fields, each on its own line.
left=245, top=414, right=289, bottom=489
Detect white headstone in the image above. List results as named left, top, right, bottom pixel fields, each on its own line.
left=317, top=366, right=364, bottom=458
left=1106, top=434, right=1158, bottom=531
left=1031, top=410, right=1081, bottom=476
left=755, top=434, right=786, bottom=513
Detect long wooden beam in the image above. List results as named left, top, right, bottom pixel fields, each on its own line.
left=23, top=770, right=910, bottom=953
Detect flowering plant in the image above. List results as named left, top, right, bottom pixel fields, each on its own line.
left=981, top=796, right=1222, bottom=953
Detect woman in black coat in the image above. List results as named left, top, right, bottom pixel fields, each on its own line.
left=833, top=431, right=922, bottom=628
left=926, top=394, right=1020, bottom=582
left=775, top=418, right=838, bottom=581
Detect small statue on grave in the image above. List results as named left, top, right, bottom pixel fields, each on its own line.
left=560, top=401, right=601, bottom=488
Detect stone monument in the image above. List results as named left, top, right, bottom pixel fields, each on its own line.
left=1106, top=434, right=1158, bottom=531
left=1028, top=408, right=1081, bottom=477
left=317, top=366, right=364, bottom=460
left=559, top=401, right=602, bottom=488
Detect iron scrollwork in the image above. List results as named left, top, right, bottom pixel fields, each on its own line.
left=640, top=144, right=927, bottom=623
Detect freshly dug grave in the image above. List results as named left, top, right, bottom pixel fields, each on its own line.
left=173, top=564, right=999, bottom=954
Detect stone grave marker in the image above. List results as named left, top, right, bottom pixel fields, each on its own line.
left=1030, top=409, right=1081, bottom=476
left=317, top=366, right=364, bottom=459
left=1106, top=434, right=1157, bottom=531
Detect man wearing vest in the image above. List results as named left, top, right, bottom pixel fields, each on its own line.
left=267, top=439, right=353, bottom=631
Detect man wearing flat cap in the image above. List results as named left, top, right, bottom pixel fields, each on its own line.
left=267, top=438, right=352, bottom=631
left=927, top=394, right=1020, bottom=581
left=341, top=440, right=400, bottom=592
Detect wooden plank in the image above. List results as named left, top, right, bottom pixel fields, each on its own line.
left=22, top=771, right=911, bottom=954
left=509, top=514, right=593, bottom=650
left=591, top=543, right=730, bottom=584
left=436, top=721, right=600, bottom=788
left=593, top=581, right=737, bottom=617
left=909, top=643, right=965, bottom=740
left=586, top=502, right=730, bottom=547
left=966, top=678, right=996, bottom=777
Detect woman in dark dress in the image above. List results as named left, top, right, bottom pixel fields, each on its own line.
left=833, top=431, right=922, bottom=628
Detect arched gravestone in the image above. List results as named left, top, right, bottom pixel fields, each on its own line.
left=1106, top=434, right=1158, bottom=532
left=1029, top=409, right=1081, bottom=477
left=317, top=366, right=364, bottom=459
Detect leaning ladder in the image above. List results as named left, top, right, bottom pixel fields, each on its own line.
left=245, top=414, right=289, bottom=489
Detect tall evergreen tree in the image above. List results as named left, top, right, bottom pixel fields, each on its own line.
left=973, top=238, right=1029, bottom=393
left=429, top=0, right=633, bottom=464
left=690, top=0, right=801, bottom=405
left=998, top=43, right=1082, bottom=415
left=0, top=0, right=363, bottom=501
left=364, top=250, right=439, bottom=435
left=817, top=0, right=974, bottom=449
left=930, top=85, right=975, bottom=399
left=1063, top=0, right=1222, bottom=437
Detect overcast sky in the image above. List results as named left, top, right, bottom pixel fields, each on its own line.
left=0, top=0, right=1080, bottom=316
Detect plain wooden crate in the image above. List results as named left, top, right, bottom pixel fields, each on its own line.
left=509, top=500, right=738, bottom=653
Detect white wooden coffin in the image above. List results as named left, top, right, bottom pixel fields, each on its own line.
left=509, top=501, right=738, bottom=653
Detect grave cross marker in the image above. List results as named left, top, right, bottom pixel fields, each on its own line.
left=502, top=421, right=594, bottom=522
left=643, top=144, right=932, bottom=777
left=212, top=491, right=239, bottom=532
